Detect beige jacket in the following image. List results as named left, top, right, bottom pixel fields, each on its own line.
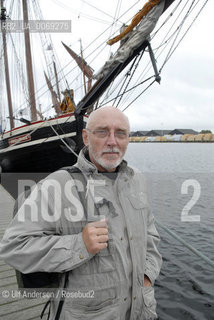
left=0, top=147, right=162, bottom=319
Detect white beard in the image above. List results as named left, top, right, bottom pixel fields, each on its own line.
left=89, top=147, right=123, bottom=170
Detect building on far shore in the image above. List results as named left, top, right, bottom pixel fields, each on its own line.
left=129, top=128, right=214, bottom=142
left=130, top=129, right=199, bottom=137
left=130, top=131, right=148, bottom=137
left=169, top=129, right=198, bottom=135
left=145, top=130, right=171, bottom=137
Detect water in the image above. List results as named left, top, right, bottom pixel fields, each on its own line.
left=126, top=143, right=214, bottom=320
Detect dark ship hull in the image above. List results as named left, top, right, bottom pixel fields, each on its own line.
left=0, top=113, right=86, bottom=197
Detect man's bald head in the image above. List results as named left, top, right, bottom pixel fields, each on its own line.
left=86, top=106, right=130, bottom=132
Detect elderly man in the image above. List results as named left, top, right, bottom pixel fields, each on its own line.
left=0, top=106, right=162, bottom=320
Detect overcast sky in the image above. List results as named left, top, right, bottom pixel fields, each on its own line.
left=11, top=0, right=214, bottom=132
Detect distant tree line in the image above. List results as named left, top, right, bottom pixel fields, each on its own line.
left=200, top=130, right=212, bottom=134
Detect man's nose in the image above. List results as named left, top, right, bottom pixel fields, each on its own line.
left=106, top=131, right=117, bottom=146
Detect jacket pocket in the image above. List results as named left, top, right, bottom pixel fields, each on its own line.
left=74, top=238, right=116, bottom=275
left=63, top=302, right=119, bottom=320
left=127, top=193, right=148, bottom=238
left=141, top=286, right=157, bottom=320
left=63, top=285, right=119, bottom=319
left=137, top=273, right=157, bottom=320
left=128, top=191, right=148, bottom=207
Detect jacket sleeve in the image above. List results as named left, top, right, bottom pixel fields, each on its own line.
left=144, top=206, right=162, bottom=285
left=138, top=171, right=162, bottom=285
left=0, top=172, right=92, bottom=274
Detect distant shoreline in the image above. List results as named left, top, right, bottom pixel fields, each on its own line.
left=129, top=140, right=214, bottom=143
left=129, top=133, right=214, bottom=143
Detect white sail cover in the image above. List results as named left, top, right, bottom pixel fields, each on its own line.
left=94, top=0, right=166, bottom=80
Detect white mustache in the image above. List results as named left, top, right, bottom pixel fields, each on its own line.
left=102, top=148, right=120, bottom=153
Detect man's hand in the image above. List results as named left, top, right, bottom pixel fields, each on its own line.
left=144, top=275, right=152, bottom=287
left=82, top=220, right=108, bottom=254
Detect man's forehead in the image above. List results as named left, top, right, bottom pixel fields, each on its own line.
left=92, top=121, right=128, bottom=130
left=90, top=115, right=128, bottom=128
left=86, top=107, right=130, bottom=131
left=94, top=125, right=128, bottom=130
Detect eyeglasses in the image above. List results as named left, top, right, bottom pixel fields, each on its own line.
left=86, top=128, right=129, bottom=140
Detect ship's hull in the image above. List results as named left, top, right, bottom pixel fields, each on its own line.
left=0, top=113, right=86, bottom=197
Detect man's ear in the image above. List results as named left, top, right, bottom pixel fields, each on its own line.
left=82, top=129, right=89, bottom=147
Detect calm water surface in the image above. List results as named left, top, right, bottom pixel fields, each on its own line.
left=126, top=143, right=214, bottom=320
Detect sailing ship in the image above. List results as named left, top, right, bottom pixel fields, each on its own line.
left=0, top=0, right=209, bottom=196
left=0, top=0, right=92, bottom=176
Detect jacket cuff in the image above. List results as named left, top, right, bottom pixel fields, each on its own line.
left=144, top=268, right=156, bottom=286
left=72, top=232, right=93, bottom=266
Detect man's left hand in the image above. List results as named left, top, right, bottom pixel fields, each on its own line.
left=144, top=275, right=152, bottom=287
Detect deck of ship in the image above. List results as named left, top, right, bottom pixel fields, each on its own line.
left=0, top=185, right=48, bottom=320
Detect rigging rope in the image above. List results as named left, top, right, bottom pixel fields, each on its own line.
left=160, top=0, right=209, bottom=72
left=160, top=0, right=198, bottom=70
left=100, top=75, right=154, bottom=107
left=48, top=123, right=79, bottom=158
left=113, top=0, right=193, bottom=108
left=81, top=0, right=124, bottom=24
left=8, top=33, right=29, bottom=104
left=151, top=0, right=183, bottom=40
left=122, top=79, right=156, bottom=111
left=108, top=0, right=123, bottom=40
left=114, top=53, right=144, bottom=108
left=54, top=0, right=115, bottom=25
left=103, top=0, right=210, bottom=111
left=111, top=0, right=185, bottom=108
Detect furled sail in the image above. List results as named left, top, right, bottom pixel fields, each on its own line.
left=62, top=41, right=93, bottom=91
left=94, top=0, right=166, bottom=80
left=107, top=0, right=161, bottom=46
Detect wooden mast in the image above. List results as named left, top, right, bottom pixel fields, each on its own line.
left=22, top=0, right=37, bottom=121
left=79, top=39, right=87, bottom=95
left=44, top=71, right=61, bottom=115
left=1, top=0, right=14, bottom=129
left=53, top=61, right=61, bottom=101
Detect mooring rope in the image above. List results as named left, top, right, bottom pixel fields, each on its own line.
left=156, top=219, right=214, bottom=269
left=48, top=122, right=79, bottom=158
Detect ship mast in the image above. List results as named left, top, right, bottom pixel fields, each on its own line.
left=79, top=39, right=87, bottom=95
left=22, top=0, right=37, bottom=121
left=1, top=0, right=14, bottom=129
